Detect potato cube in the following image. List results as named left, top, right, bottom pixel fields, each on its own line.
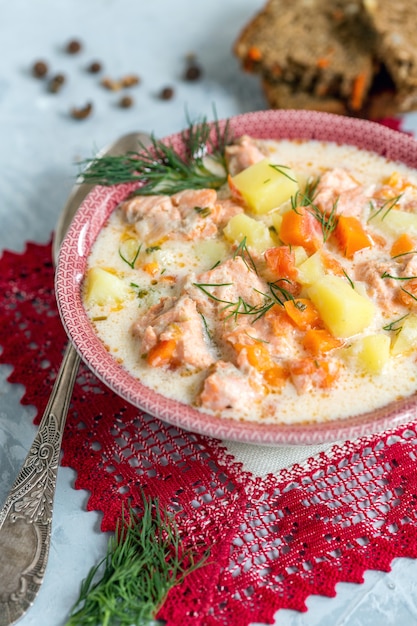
left=230, top=159, right=299, bottom=214
left=307, top=274, right=375, bottom=338
left=391, top=314, right=417, bottom=355
left=223, top=213, right=276, bottom=252
left=84, top=267, right=129, bottom=306
left=297, top=251, right=325, bottom=286
left=373, top=208, right=417, bottom=237
left=351, top=334, right=391, bottom=373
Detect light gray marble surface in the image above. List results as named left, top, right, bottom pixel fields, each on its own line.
left=1, top=1, right=417, bottom=624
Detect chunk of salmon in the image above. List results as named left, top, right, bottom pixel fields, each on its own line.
left=187, top=256, right=268, bottom=323
left=314, top=168, right=368, bottom=219
left=289, top=358, right=339, bottom=394
left=198, top=360, right=263, bottom=412
left=354, top=257, right=399, bottom=313
left=132, top=295, right=214, bottom=369
left=120, top=188, right=220, bottom=243
left=120, top=195, right=179, bottom=243
left=225, top=135, right=267, bottom=176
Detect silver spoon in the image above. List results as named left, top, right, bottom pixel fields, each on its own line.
left=0, top=131, right=152, bottom=626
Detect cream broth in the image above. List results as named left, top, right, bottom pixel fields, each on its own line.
left=83, top=138, right=417, bottom=425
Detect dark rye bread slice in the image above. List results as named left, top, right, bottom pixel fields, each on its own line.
left=362, top=0, right=417, bottom=111
left=234, top=0, right=376, bottom=114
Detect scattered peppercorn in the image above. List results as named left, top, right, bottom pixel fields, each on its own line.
left=70, top=102, right=93, bottom=120
left=32, top=60, right=48, bottom=78
left=66, top=39, right=82, bottom=54
left=159, top=86, right=174, bottom=100
left=119, top=95, right=134, bottom=108
left=48, top=73, right=66, bottom=93
left=184, top=63, right=202, bottom=81
left=87, top=61, right=102, bottom=74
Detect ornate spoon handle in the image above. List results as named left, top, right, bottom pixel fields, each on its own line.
left=0, top=342, right=80, bottom=626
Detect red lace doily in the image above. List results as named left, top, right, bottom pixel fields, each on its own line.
left=2, top=239, right=417, bottom=625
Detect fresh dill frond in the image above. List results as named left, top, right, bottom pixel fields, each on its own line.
left=233, top=237, right=258, bottom=273
left=368, top=194, right=403, bottom=222
left=79, top=115, right=233, bottom=195
left=383, top=314, right=410, bottom=333
left=65, top=498, right=209, bottom=626
left=381, top=272, right=417, bottom=280
left=269, top=164, right=298, bottom=183
left=290, top=180, right=337, bottom=242
left=119, top=242, right=142, bottom=269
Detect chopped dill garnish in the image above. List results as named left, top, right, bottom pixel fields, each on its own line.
left=79, top=114, right=233, bottom=195
left=391, top=249, right=417, bottom=259
left=290, top=183, right=337, bottom=242
left=233, top=237, right=258, bottom=274
left=368, top=194, right=403, bottom=222
left=145, top=245, right=160, bottom=254
left=119, top=242, right=142, bottom=268
left=381, top=272, right=417, bottom=280
left=269, top=164, right=298, bottom=183
left=383, top=314, right=410, bottom=333
left=194, top=206, right=211, bottom=217
left=65, top=499, right=209, bottom=626
left=342, top=270, right=355, bottom=289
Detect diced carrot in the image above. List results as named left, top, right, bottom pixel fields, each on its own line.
left=391, top=233, right=416, bottom=257
left=263, top=364, right=289, bottom=388
left=317, top=57, right=330, bottom=68
left=334, top=215, right=372, bottom=258
left=142, top=261, right=159, bottom=276
left=265, top=246, right=299, bottom=281
left=302, top=329, right=343, bottom=355
left=147, top=339, right=176, bottom=368
left=350, top=72, right=367, bottom=111
left=283, top=298, right=322, bottom=330
left=242, top=343, right=274, bottom=372
left=289, top=357, right=339, bottom=393
left=279, top=207, right=323, bottom=253
left=247, top=46, right=262, bottom=62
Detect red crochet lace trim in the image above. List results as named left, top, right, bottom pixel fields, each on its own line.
left=2, top=240, right=417, bottom=625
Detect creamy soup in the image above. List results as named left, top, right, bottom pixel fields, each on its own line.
left=83, top=136, right=417, bottom=425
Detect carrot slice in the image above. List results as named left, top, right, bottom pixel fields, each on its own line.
left=302, top=329, right=343, bottom=355
left=283, top=298, right=322, bottom=330
left=265, top=246, right=298, bottom=281
left=279, top=207, right=323, bottom=253
left=334, top=215, right=372, bottom=258
left=235, top=342, right=273, bottom=372
left=391, top=233, right=416, bottom=257
left=147, top=339, right=176, bottom=368
left=263, top=364, right=289, bottom=388
left=351, top=72, right=367, bottom=111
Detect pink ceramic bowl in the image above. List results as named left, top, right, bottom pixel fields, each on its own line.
left=55, top=110, right=417, bottom=445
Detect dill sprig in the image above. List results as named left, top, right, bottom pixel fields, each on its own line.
left=383, top=314, right=410, bottom=333
left=291, top=180, right=337, bottom=242
left=368, top=194, right=403, bottom=222
left=65, top=499, right=209, bottom=626
left=233, top=237, right=258, bottom=273
left=79, top=115, right=233, bottom=195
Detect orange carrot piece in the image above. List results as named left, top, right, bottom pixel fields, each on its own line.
left=243, top=343, right=274, bottom=372
left=334, top=215, right=372, bottom=258
left=391, top=233, right=416, bottom=257
left=283, top=298, right=322, bottom=330
left=142, top=261, right=159, bottom=276
left=302, top=329, right=343, bottom=355
left=263, top=364, right=289, bottom=388
left=351, top=72, right=367, bottom=111
left=279, top=207, right=323, bottom=253
left=147, top=339, right=176, bottom=368
left=247, top=46, right=262, bottom=62
left=265, top=246, right=298, bottom=281
left=320, top=250, right=346, bottom=276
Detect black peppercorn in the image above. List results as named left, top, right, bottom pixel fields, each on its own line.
left=48, top=73, right=66, bottom=93
left=66, top=39, right=82, bottom=54
left=184, top=64, right=202, bottom=81
left=159, top=86, right=174, bottom=100
left=87, top=61, right=102, bottom=74
left=119, top=95, right=134, bottom=108
left=32, top=60, right=48, bottom=78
